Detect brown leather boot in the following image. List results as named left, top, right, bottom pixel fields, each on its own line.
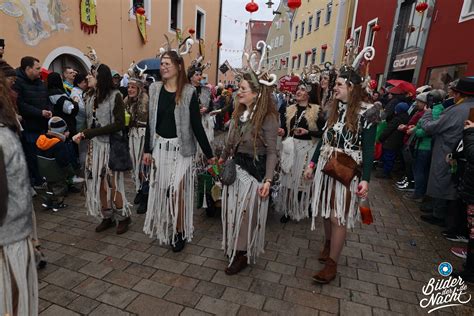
left=225, top=251, right=248, bottom=275
left=95, top=218, right=115, bottom=232
left=312, top=257, right=337, bottom=284
left=318, top=240, right=331, bottom=263
left=116, top=217, right=131, bottom=235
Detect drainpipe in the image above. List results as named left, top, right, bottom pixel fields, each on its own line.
left=332, top=0, right=348, bottom=64
left=351, top=0, right=359, bottom=38
left=383, top=0, right=404, bottom=82
left=412, top=0, right=436, bottom=85
left=216, top=0, right=223, bottom=84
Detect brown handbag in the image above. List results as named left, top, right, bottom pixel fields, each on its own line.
left=322, top=151, right=361, bottom=187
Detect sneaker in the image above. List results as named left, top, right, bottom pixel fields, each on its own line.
left=444, top=233, right=469, bottom=243
left=280, top=215, right=290, bottom=223
left=95, top=218, right=115, bottom=232
left=396, top=177, right=408, bottom=186
left=133, top=190, right=143, bottom=204
left=33, top=182, right=48, bottom=190
left=116, top=217, right=131, bottom=235
left=136, top=197, right=148, bottom=214
left=403, top=193, right=423, bottom=203
left=450, top=246, right=467, bottom=259
left=71, top=175, right=85, bottom=184
left=420, top=214, right=445, bottom=227
left=396, top=181, right=415, bottom=192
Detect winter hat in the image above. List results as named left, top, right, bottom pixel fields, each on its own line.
left=0, top=59, right=16, bottom=77
left=416, top=85, right=431, bottom=95
left=416, top=92, right=429, bottom=103
left=427, top=89, right=446, bottom=105
left=395, top=102, right=410, bottom=114
left=48, top=116, right=68, bottom=133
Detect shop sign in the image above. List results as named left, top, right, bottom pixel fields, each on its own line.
left=393, top=50, right=419, bottom=72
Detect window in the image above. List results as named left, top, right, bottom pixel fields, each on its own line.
left=297, top=54, right=301, bottom=69
left=286, top=57, right=289, bottom=68
left=196, top=8, right=205, bottom=39
left=280, top=35, right=284, bottom=47
left=294, top=25, right=299, bottom=41
left=321, top=49, right=326, bottom=64
left=365, top=18, right=378, bottom=47
left=460, top=0, right=474, bottom=22
left=326, top=2, right=332, bottom=24
left=301, top=21, right=305, bottom=38
left=426, top=64, right=468, bottom=90
left=270, top=38, right=274, bottom=49
left=353, top=26, right=362, bottom=48
left=315, top=11, right=321, bottom=29
left=130, top=0, right=151, bottom=24
left=308, top=16, right=313, bottom=33
left=170, top=0, right=182, bottom=31
left=311, top=49, right=316, bottom=64
left=292, top=58, right=295, bottom=69
left=304, top=53, right=309, bottom=67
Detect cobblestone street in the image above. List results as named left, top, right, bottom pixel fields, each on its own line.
left=35, top=175, right=474, bottom=315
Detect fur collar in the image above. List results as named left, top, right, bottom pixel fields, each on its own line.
left=285, top=103, right=320, bottom=135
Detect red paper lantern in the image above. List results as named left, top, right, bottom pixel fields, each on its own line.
left=415, top=1, right=428, bottom=13
left=217, top=42, right=223, bottom=47
left=287, top=0, right=302, bottom=10
left=281, top=59, right=286, bottom=65
left=188, top=28, right=195, bottom=35
left=372, top=24, right=381, bottom=32
left=305, top=50, right=312, bottom=55
left=135, top=7, right=145, bottom=15
left=408, top=25, right=416, bottom=33
left=292, top=55, right=297, bottom=60
left=321, top=44, right=328, bottom=50
left=369, top=80, right=378, bottom=90
left=245, top=1, right=259, bottom=13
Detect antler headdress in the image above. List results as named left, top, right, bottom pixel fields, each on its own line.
left=158, top=30, right=195, bottom=58
left=188, top=39, right=211, bottom=79
left=127, top=61, right=148, bottom=86
left=84, top=46, right=101, bottom=70
left=241, top=40, right=277, bottom=87
left=339, top=38, right=375, bottom=87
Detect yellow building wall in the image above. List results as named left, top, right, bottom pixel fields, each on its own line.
left=0, top=0, right=221, bottom=84
left=288, top=0, right=353, bottom=75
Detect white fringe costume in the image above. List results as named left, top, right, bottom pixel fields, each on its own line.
left=202, top=114, right=215, bottom=145
left=0, top=238, right=38, bottom=316
left=222, top=166, right=269, bottom=265
left=310, top=102, right=375, bottom=229
left=144, top=137, right=194, bottom=245
left=277, top=138, right=317, bottom=221
left=85, top=139, right=131, bottom=219
left=129, top=127, right=146, bottom=192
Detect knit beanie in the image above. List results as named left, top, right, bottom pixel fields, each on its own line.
left=0, top=59, right=16, bottom=77
left=48, top=116, right=68, bottom=133
left=395, top=102, right=410, bottom=114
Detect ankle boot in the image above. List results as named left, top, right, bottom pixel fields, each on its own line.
left=116, top=217, right=131, bottom=234
left=312, top=258, right=337, bottom=284
left=95, top=218, right=115, bottom=232
left=318, top=240, right=331, bottom=263
left=171, top=232, right=186, bottom=252
left=225, top=251, right=248, bottom=275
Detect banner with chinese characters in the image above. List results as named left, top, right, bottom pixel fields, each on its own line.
left=80, top=0, right=97, bottom=34
left=136, top=12, right=147, bottom=43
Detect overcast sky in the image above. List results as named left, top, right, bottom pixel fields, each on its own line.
left=219, top=0, right=281, bottom=68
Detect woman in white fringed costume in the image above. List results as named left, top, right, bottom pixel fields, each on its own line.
left=73, top=64, right=131, bottom=235
left=304, top=69, right=378, bottom=284
left=0, top=73, right=38, bottom=316
left=277, top=81, right=323, bottom=223
left=142, top=50, right=215, bottom=253
left=219, top=71, right=279, bottom=275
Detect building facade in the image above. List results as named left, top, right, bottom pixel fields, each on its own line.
left=0, top=0, right=222, bottom=84
left=264, top=1, right=293, bottom=80
left=288, top=0, right=354, bottom=75
left=241, top=19, right=272, bottom=67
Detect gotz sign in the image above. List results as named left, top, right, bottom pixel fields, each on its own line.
left=393, top=50, right=419, bottom=72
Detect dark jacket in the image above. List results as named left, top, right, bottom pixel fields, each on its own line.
left=460, top=128, right=474, bottom=204
left=379, top=112, right=410, bottom=150
left=383, top=95, right=409, bottom=122
left=13, top=68, right=49, bottom=133
left=36, top=134, right=70, bottom=168
left=48, top=89, right=79, bottom=136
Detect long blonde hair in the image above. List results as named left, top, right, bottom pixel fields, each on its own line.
left=327, top=82, right=363, bottom=133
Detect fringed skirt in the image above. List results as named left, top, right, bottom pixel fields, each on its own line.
left=222, top=166, right=269, bottom=265
left=310, top=146, right=361, bottom=229
left=0, top=238, right=38, bottom=316
left=277, top=138, right=317, bottom=221
left=129, top=127, right=146, bottom=192
left=202, top=114, right=215, bottom=145
left=85, top=139, right=131, bottom=218
left=144, top=137, right=194, bottom=245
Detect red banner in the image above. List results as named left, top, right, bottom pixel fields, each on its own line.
left=278, top=75, right=300, bottom=93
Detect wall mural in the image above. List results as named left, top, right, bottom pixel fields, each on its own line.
left=0, top=0, right=70, bottom=46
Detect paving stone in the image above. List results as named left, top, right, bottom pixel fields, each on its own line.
left=283, top=287, right=339, bottom=314
left=248, top=267, right=282, bottom=283
left=150, top=269, right=199, bottom=290
left=373, top=308, right=404, bottom=316
left=166, top=251, right=207, bottom=265
left=183, top=264, right=217, bottom=281
left=79, top=261, right=114, bottom=279
left=52, top=254, right=89, bottom=271
left=100, top=234, right=131, bottom=247
left=133, top=278, right=171, bottom=298
left=89, top=304, right=132, bottom=316
left=341, top=300, right=373, bottom=316
left=100, top=244, right=127, bottom=259
left=249, top=278, right=286, bottom=300
left=263, top=298, right=318, bottom=315
left=124, top=262, right=156, bottom=278
left=96, top=285, right=139, bottom=309
left=103, top=269, right=142, bottom=288
left=340, top=276, right=378, bottom=295
left=143, top=255, right=190, bottom=274
left=211, top=270, right=254, bottom=291
left=127, top=294, right=183, bottom=315
left=378, top=285, right=419, bottom=304
left=195, top=295, right=240, bottom=315
left=362, top=249, right=393, bottom=264
left=388, top=299, right=425, bottom=314
left=67, top=296, right=100, bottom=314
left=376, top=262, right=411, bottom=279
left=39, top=304, right=80, bottom=316
left=202, top=257, right=228, bottom=270
left=266, top=261, right=296, bottom=276
left=275, top=252, right=307, bottom=267
left=193, top=280, right=226, bottom=299
left=397, top=277, right=424, bottom=293
left=164, top=287, right=202, bottom=307
left=43, top=268, right=87, bottom=290
left=221, top=287, right=266, bottom=309
left=73, top=277, right=112, bottom=299
left=180, top=307, right=212, bottom=316
left=358, top=269, right=399, bottom=288
left=351, top=291, right=389, bottom=309
left=100, top=256, right=131, bottom=270
left=145, top=245, right=170, bottom=256
left=320, top=283, right=351, bottom=300
left=122, top=249, right=151, bottom=264
left=38, top=298, right=52, bottom=313
left=39, top=284, right=79, bottom=306
left=237, top=306, right=271, bottom=316
left=280, top=274, right=320, bottom=293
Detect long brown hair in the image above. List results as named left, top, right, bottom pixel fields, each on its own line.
left=327, top=81, right=363, bottom=133
left=161, top=51, right=188, bottom=104
left=232, top=72, right=278, bottom=152
left=0, top=72, right=20, bottom=134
